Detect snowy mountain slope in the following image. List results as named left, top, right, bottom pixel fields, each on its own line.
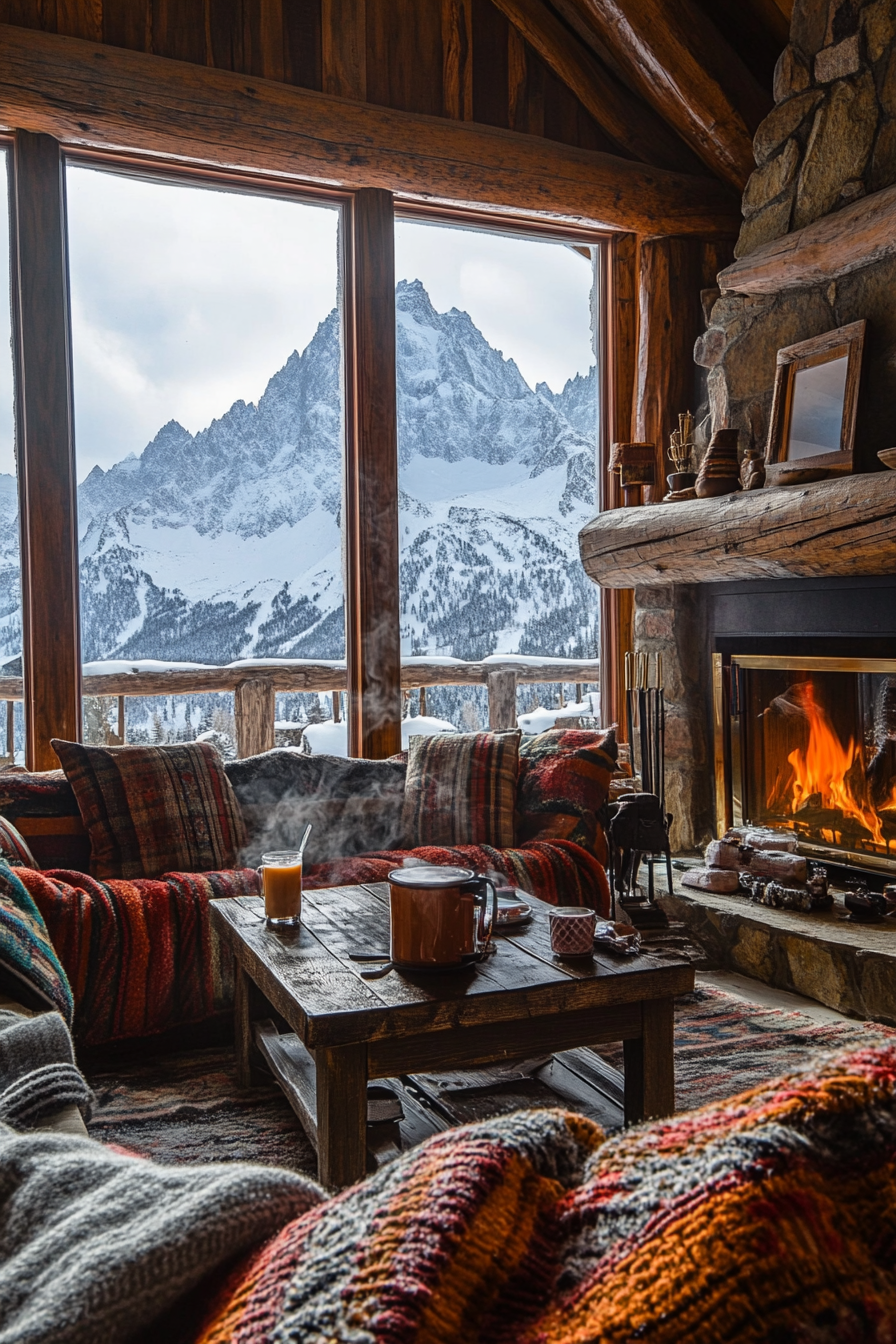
left=0, top=280, right=599, bottom=666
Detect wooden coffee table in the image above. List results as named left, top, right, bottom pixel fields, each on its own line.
left=211, top=884, right=694, bottom=1188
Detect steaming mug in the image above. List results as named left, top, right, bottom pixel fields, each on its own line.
left=387, top=865, right=498, bottom=969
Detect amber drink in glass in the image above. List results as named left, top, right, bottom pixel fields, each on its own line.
left=260, top=851, right=303, bottom=926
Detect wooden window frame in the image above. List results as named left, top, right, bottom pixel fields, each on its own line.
left=6, top=137, right=614, bottom=765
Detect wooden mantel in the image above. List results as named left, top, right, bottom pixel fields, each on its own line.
left=717, top=182, right=896, bottom=295
left=579, top=471, right=896, bottom=587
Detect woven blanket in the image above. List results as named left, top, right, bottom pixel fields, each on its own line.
left=0, top=1121, right=323, bottom=1344
left=194, top=1040, right=896, bottom=1343
left=304, top=839, right=611, bottom=913
left=16, top=867, right=259, bottom=1047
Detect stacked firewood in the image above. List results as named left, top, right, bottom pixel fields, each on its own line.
left=682, top=828, right=832, bottom=913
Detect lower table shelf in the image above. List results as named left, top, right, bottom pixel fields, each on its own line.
left=253, top=1019, right=625, bottom=1174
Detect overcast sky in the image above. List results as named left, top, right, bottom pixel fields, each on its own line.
left=1, top=163, right=595, bottom=480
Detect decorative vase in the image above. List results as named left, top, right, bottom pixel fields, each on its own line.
left=695, top=428, right=741, bottom=499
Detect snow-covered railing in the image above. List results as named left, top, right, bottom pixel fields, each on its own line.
left=0, top=655, right=598, bottom=759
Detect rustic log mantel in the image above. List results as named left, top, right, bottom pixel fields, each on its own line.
left=717, top=182, right=896, bottom=296
left=578, top=471, right=896, bottom=587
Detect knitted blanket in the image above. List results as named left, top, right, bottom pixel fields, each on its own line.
left=195, top=1040, right=896, bottom=1343
left=0, top=1011, right=93, bottom=1130
left=0, top=1123, right=323, bottom=1344
left=15, top=867, right=259, bottom=1046
left=304, top=839, right=611, bottom=913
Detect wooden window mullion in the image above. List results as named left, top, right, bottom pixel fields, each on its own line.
left=344, top=187, right=401, bottom=759
left=11, top=131, right=82, bottom=769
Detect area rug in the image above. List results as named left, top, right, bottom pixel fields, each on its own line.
left=599, top=984, right=895, bottom=1112
left=84, top=985, right=893, bottom=1166
left=86, top=1045, right=318, bottom=1174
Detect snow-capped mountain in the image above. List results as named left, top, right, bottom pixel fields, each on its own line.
left=0, top=280, right=599, bottom=668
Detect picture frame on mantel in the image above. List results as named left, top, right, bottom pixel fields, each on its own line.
left=764, top=319, right=866, bottom=485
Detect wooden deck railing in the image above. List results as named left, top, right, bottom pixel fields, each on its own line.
left=0, top=656, right=599, bottom=760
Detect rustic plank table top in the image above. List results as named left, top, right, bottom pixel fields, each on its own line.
left=211, top=884, right=694, bottom=1188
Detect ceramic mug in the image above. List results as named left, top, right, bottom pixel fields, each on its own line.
left=548, top=906, right=596, bottom=958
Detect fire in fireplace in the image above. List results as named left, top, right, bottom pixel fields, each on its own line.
left=715, top=656, right=896, bottom=874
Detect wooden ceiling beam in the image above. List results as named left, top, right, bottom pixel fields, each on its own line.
left=562, top=0, right=772, bottom=190
left=489, top=0, right=706, bottom=175
left=0, top=24, right=739, bottom=236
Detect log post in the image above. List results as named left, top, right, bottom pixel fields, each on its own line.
left=12, top=131, right=82, bottom=770
left=344, top=188, right=402, bottom=759
left=234, top=678, right=276, bottom=759
left=487, top=669, right=518, bottom=730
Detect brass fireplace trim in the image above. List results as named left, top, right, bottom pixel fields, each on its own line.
left=713, top=652, right=896, bottom=874
left=730, top=655, right=896, bottom=674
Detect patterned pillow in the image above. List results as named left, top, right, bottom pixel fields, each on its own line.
left=517, top=726, right=617, bottom=855
left=51, top=741, right=247, bottom=881
left=401, top=730, right=520, bottom=848
left=0, top=816, right=38, bottom=869
left=0, top=860, right=73, bottom=1022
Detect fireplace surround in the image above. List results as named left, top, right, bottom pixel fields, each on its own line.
left=623, top=575, right=896, bottom=857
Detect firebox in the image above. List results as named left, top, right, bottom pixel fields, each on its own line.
left=713, top=654, right=896, bottom=875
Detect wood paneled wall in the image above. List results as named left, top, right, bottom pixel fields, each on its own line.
left=0, top=0, right=619, bottom=158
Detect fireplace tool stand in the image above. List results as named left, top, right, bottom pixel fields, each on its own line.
left=609, top=653, right=672, bottom=929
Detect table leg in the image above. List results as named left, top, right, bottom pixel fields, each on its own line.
left=623, top=996, right=675, bottom=1124
left=234, top=960, right=253, bottom=1089
left=316, top=1041, right=368, bottom=1190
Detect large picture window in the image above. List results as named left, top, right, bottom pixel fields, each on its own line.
left=65, top=165, right=345, bottom=749
left=393, top=217, right=600, bottom=731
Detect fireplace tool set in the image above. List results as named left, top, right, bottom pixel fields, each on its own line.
left=606, top=652, right=673, bottom=927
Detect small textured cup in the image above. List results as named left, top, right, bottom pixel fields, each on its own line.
left=549, top=906, right=596, bottom=958
left=259, top=851, right=303, bottom=926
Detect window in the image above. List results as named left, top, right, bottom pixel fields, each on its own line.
left=0, top=148, right=25, bottom=762
left=394, top=218, right=600, bottom=731
left=65, top=165, right=345, bottom=749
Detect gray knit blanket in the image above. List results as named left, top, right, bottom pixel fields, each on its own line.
left=0, top=1011, right=93, bottom=1129
left=0, top=1124, right=323, bottom=1344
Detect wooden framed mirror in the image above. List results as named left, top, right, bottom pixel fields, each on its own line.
left=765, top=320, right=866, bottom=483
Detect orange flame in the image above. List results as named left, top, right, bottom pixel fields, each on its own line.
left=771, top=680, right=896, bottom=848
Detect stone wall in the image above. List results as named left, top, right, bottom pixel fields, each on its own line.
left=631, top=0, right=896, bottom=853
left=693, top=0, right=896, bottom=473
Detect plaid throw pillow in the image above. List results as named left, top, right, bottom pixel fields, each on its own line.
left=517, top=727, right=617, bottom=854
left=402, top=730, right=520, bottom=848
left=51, top=741, right=247, bottom=881
left=0, top=816, right=38, bottom=869
left=0, top=861, right=73, bottom=1022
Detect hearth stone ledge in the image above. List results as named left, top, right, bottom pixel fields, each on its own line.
left=660, top=883, right=896, bottom=1027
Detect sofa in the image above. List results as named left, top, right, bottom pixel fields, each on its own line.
left=0, top=727, right=616, bottom=1048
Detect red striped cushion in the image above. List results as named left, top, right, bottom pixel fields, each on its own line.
left=51, top=740, right=246, bottom=881
left=401, top=730, right=520, bottom=848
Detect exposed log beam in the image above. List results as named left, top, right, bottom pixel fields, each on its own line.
left=489, top=0, right=705, bottom=175
left=562, top=0, right=772, bottom=190
left=579, top=472, right=896, bottom=588
left=718, top=183, right=896, bottom=296
left=0, top=24, right=739, bottom=236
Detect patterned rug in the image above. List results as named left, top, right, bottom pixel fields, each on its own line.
left=84, top=985, right=893, bottom=1169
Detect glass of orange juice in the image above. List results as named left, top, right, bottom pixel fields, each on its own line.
left=259, top=851, right=303, bottom=926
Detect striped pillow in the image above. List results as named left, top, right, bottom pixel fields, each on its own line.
left=0, top=816, right=38, bottom=869
left=401, top=730, right=521, bottom=849
left=51, top=741, right=247, bottom=881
